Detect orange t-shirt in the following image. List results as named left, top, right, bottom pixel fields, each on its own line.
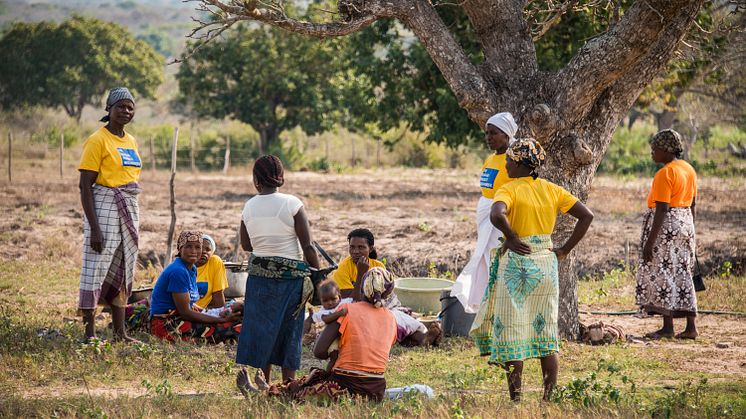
left=335, top=302, right=397, bottom=374
left=646, top=159, right=697, bottom=208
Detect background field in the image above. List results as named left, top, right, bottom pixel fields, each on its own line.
left=0, top=152, right=744, bottom=417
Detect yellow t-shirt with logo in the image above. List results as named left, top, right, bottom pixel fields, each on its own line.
left=78, top=127, right=141, bottom=187
left=493, top=177, right=579, bottom=237
left=479, top=153, right=511, bottom=199
left=332, top=255, right=386, bottom=290
left=195, top=254, right=229, bottom=309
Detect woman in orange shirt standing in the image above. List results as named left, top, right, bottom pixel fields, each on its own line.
left=636, top=129, right=699, bottom=340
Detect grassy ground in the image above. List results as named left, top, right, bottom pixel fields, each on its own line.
left=1, top=258, right=745, bottom=418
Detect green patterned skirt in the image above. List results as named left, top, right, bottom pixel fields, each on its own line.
left=470, top=235, right=559, bottom=364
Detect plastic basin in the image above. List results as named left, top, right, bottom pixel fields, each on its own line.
left=394, top=277, right=454, bottom=314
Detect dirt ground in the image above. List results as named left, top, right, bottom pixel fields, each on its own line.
left=1, top=165, right=745, bottom=386
left=2, top=166, right=744, bottom=276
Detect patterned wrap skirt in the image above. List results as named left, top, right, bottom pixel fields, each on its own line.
left=150, top=310, right=241, bottom=344
left=636, top=207, right=697, bottom=317
left=470, top=235, right=559, bottom=364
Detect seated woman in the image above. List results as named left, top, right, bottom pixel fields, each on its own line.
left=195, top=234, right=243, bottom=316
left=332, top=228, right=438, bottom=346
left=150, top=230, right=242, bottom=343
left=237, top=267, right=398, bottom=402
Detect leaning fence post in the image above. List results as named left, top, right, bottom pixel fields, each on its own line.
left=223, top=137, right=231, bottom=175
left=149, top=137, right=156, bottom=173
left=165, top=127, right=180, bottom=265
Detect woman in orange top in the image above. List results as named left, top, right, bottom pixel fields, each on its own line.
left=636, top=129, right=699, bottom=340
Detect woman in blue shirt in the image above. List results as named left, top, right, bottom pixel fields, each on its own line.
left=150, top=230, right=242, bottom=343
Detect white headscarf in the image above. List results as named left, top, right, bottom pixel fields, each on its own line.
left=485, top=112, right=518, bottom=143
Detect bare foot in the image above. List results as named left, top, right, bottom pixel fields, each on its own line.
left=254, top=369, right=270, bottom=391
left=236, top=368, right=258, bottom=397
left=675, top=331, right=698, bottom=340
left=114, top=334, right=142, bottom=344
left=644, top=329, right=674, bottom=340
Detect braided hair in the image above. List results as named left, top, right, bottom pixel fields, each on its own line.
left=252, top=155, right=284, bottom=188
left=347, top=228, right=378, bottom=260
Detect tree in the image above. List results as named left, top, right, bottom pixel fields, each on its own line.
left=174, top=24, right=346, bottom=153
left=0, top=16, right=163, bottom=122
left=189, top=0, right=713, bottom=338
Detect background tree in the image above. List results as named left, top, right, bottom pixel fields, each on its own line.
left=0, top=16, right=163, bottom=121
left=188, top=0, right=721, bottom=338
left=174, top=24, right=346, bottom=153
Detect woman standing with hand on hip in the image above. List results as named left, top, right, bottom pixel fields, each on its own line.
left=451, top=112, right=517, bottom=313
left=471, top=138, right=594, bottom=401
left=236, top=155, right=320, bottom=384
left=78, top=87, right=141, bottom=342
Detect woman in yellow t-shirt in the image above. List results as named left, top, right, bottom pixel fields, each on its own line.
left=471, top=138, right=594, bottom=402
left=195, top=234, right=229, bottom=309
left=78, top=87, right=142, bottom=343
left=636, top=129, right=699, bottom=340
left=452, top=112, right=517, bottom=314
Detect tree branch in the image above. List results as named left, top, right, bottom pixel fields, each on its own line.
left=553, top=0, right=705, bottom=126
left=399, top=0, right=498, bottom=124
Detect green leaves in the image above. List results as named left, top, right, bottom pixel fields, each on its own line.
left=0, top=16, right=163, bottom=121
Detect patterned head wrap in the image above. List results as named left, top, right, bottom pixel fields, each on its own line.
left=177, top=230, right=203, bottom=252
left=202, top=234, right=216, bottom=253
left=100, top=87, right=135, bottom=122
left=361, top=267, right=396, bottom=307
left=649, top=129, right=684, bottom=157
left=486, top=112, right=518, bottom=143
left=507, top=138, right=546, bottom=178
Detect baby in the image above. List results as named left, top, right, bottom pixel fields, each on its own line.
left=303, top=279, right=351, bottom=371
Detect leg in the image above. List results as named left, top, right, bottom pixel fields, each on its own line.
left=111, top=306, right=139, bottom=343
left=676, top=316, right=698, bottom=339
left=281, top=367, right=296, bottom=383
left=645, top=315, right=675, bottom=339
left=503, top=361, right=523, bottom=402
left=540, top=353, right=559, bottom=401
left=82, top=309, right=96, bottom=340
left=261, top=364, right=272, bottom=384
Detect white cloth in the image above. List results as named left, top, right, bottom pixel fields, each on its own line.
left=242, top=192, right=304, bottom=260
left=311, top=298, right=353, bottom=323
left=451, top=196, right=502, bottom=313
left=485, top=112, right=517, bottom=143
left=385, top=384, right=435, bottom=400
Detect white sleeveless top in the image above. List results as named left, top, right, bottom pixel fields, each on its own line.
left=241, top=192, right=304, bottom=260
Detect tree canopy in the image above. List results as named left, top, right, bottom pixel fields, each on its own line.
left=0, top=16, right=163, bottom=121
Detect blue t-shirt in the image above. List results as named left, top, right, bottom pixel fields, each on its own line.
left=150, top=257, right=200, bottom=316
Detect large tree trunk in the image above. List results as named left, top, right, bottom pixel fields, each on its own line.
left=192, top=0, right=707, bottom=339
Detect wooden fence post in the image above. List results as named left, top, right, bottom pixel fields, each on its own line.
left=190, top=122, right=196, bottom=173
left=165, top=127, right=180, bottom=265
left=223, top=137, right=231, bottom=175
left=7, top=131, right=12, bottom=183
left=150, top=137, right=156, bottom=173
left=59, top=133, right=64, bottom=179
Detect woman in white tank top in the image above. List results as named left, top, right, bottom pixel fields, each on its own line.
left=235, top=155, right=320, bottom=386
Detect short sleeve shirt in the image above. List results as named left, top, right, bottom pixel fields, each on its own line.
left=647, top=159, right=697, bottom=208
left=493, top=177, right=579, bottom=237
left=332, top=256, right=386, bottom=290
left=150, top=257, right=199, bottom=316
left=195, top=254, right=229, bottom=309
left=335, top=302, right=397, bottom=374
left=78, top=127, right=141, bottom=187
left=479, top=153, right=511, bottom=199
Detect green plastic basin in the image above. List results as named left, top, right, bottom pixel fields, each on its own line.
left=394, top=277, right=454, bottom=314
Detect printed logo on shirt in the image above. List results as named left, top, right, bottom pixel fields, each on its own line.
left=197, top=281, right=209, bottom=297
left=480, top=168, right=499, bottom=189
left=117, top=148, right=142, bottom=167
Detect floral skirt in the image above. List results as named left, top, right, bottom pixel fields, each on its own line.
left=151, top=311, right=241, bottom=344
left=470, top=235, right=559, bottom=364
left=636, top=207, right=697, bottom=317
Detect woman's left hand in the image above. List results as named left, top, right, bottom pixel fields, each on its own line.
left=552, top=247, right=569, bottom=260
